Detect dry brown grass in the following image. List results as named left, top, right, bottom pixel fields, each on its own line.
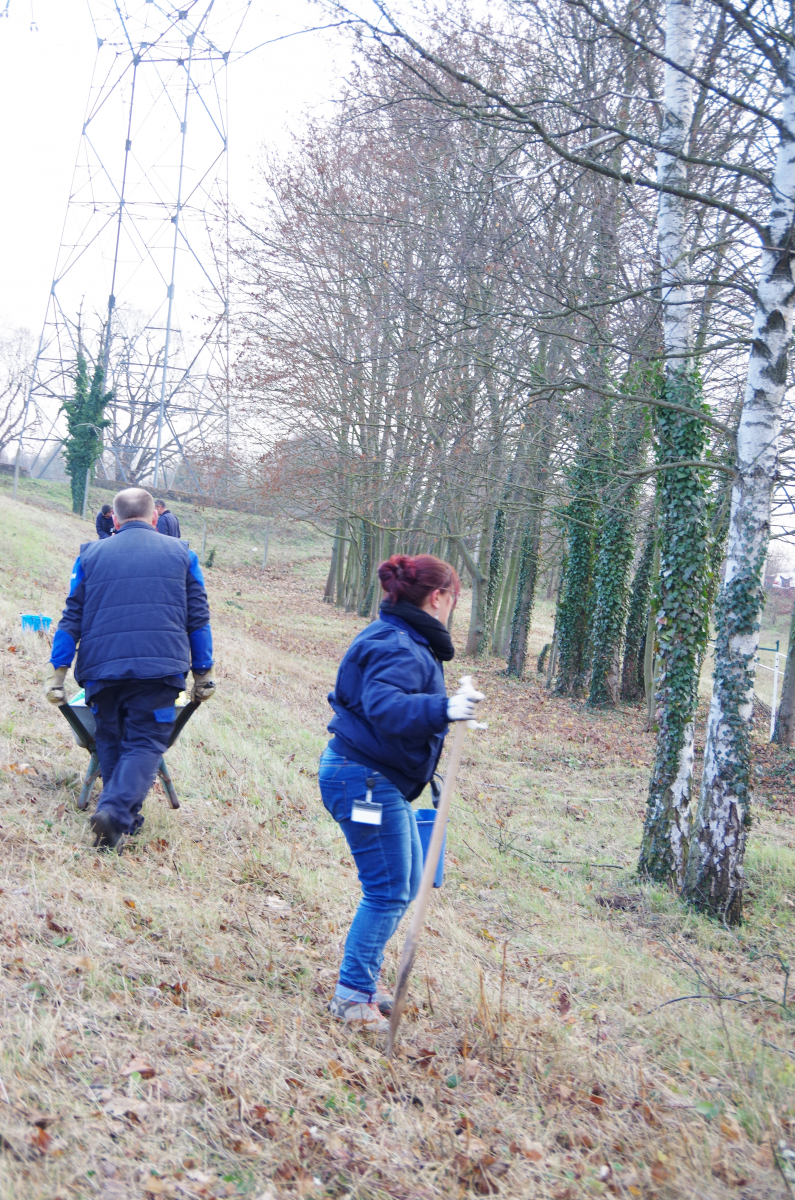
left=0, top=480, right=794, bottom=1200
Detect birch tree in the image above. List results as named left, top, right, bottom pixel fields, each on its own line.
left=684, top=28, right=795, bottom=922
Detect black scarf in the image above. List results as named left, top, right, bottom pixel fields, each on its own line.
left=380, top=600, right=455, bottom=662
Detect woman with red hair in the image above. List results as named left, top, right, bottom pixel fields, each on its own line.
left=320, top=553, right=483, bottom=1031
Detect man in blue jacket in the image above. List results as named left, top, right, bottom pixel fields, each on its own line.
left=155, top=500, right=181, bottom=538
left=45, top=487, right=215, bottom=850
left=95, top=504, right=115, bottom=539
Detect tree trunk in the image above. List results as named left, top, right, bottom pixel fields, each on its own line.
left=324, top=519, right=344, bottom=603
left=554, top=463, right=597, bottom=697
left=638, top=0, right=710, bottom=888
left=589, top=399, right=648, bottom=707
left=507, top=424, right=553, bottom=677
left=334, top=523, right=347, bottom=608
left=683, top=46, right=795, bottom=922
left=465, top=510, right=491, bottom=656
left=588, top=485, right=640, bottom=706
left=506, top=509, right=542, bottom=678
left=621, top=524, right=655, bottom=702
left=480, top=507, right=506, bottom=657
left=773, top=600, right=795, bottom=745
left=494, top=523, right=521, bottom=656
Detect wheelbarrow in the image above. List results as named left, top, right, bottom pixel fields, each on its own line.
left=59, top=693, right=199, bottom=811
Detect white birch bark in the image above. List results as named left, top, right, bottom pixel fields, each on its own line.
left=657, top=0, right=695, bottom=377
left=683, top=45, right=795, bottom=921
left=638, top=0, right=703, bottom=887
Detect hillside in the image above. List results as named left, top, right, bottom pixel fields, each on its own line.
left=0, top=481, right=793, bottom=1200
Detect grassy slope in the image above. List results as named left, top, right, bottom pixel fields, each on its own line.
left=0, top=481, right=793, bottom=1200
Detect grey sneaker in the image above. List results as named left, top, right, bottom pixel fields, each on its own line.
left=328, top=994, right=389, bottom=1032
left=374, top=981, right=393, bottom=1016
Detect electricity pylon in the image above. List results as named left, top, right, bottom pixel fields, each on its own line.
left=24, top=0, right=248, bottom=494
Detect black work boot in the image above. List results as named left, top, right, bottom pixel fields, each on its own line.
left=90, top=809, right=124, bottom=851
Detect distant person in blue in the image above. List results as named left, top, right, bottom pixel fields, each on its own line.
left=155, top=499, right=181, bottom=538
left=95, top=503, right=115, bottom=539
left=320, top=554, right=483, bottom=1031
left=44, top=487, right=215, bottom=850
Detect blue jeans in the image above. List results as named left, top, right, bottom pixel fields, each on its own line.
left=319, top=747, right=423, bottom=996
left=92, top=682, right=180, bottom=834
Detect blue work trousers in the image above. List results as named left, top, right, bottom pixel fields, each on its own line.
left=319, top=746, right=423, bottom=996
left=91, top=682, right=180, bottom=834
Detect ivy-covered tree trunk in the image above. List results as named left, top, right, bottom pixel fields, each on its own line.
left=589, top=403, right=648, bottom=707
left=554, top=454, right=598, bottom=697
left=621, top=524, right=655, bottom=702
left=62, top=351, right=112, bottom=515
left=588, top=493, right=638, bottom=705
left=639, top=0, right=710, bottom=887
left=683, top=45, right=795, bottom=922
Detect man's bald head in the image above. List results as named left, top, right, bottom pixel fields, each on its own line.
left=113, top=487, right=156, bottom=524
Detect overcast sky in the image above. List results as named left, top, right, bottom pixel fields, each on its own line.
left=0, top=0, right=374, bottom=336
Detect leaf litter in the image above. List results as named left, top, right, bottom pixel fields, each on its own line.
left=0, top=494, right=792, bottom=1197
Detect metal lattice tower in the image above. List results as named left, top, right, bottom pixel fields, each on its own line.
left=24, top=0, right=249, bottom=493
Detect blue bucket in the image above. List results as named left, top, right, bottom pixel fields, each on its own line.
left=20, top=614, right=52, bottom=633
left=416, top=808, right=446, bottom=888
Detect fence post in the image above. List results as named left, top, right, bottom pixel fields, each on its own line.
left=261, top=525, right=270, bottom=570
left=82, top=467, right=91, bottom=521
left=770, top=640, right=781, bottom=741
left=12, top=444, right=21, bottom=500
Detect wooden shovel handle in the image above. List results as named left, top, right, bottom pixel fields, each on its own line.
left=387, top=719, right=468, bottom=1058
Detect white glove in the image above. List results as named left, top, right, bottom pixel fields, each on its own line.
left=446, top=675, right=485, bottom=721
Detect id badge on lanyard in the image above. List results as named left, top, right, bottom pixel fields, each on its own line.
left=351, top=776, right=383, bottom=825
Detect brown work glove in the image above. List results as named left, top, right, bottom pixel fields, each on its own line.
left=45, top=664, right=68, bottom=706
left=191, top=669, right=216, bottom=704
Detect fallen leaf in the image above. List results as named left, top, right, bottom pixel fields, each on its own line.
left=2, top=762, right=37, bottom=776
left=250, top=1105, right=278, bottom=1125
left=720, top=1116, right=742, bottom=1142
left=557, top=990, right=571, bottom=1016
left=121, top=1056, right=156, bottom=1080
left=327, top=1060, right=345, bottom=1079
left=274, top=1162, right=311, bottom=1183
left=226, top=1136, right=261, bottom=1156
left=102, top=1095, right=149, bottom=1122
left=651, top=1162, right=670, bottom=1183
left=595, top=894, right=639, bottom=911
left=123, top=898, right=136, bottom=909
left=409, top=1048, right=437, bottom=1067
left=45, top=913, right=71, bottom=935
left=143, top=1178, right=177, bottom=1197
left=511, top=1136, right=543, bottom=1161
left=28, top=1126, right=51, bottom=1154
left=186, top=1059, right=212, bottom=1076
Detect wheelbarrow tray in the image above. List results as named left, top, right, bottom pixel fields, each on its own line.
left=59, top=698, right=199, bottom=811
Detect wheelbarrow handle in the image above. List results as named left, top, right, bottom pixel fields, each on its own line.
left=167, top=700, right=200, bottom=749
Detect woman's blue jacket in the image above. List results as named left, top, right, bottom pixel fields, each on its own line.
left=327, top=612, right=449, bottom=801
